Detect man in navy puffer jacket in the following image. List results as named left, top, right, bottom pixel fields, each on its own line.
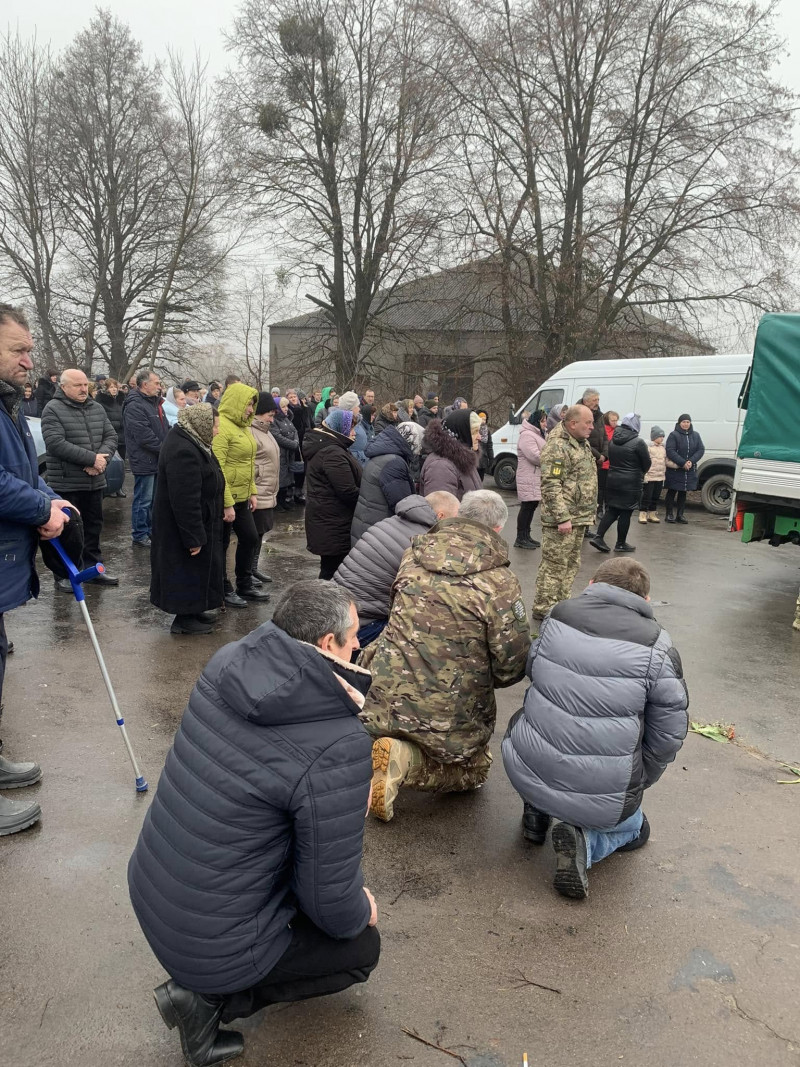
left=502, top=557, right=688, bottom=901
left=128, top=580, right=380, bottom=1067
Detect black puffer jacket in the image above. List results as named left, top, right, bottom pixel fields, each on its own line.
left=588, top=407, right=608, bottom=467
left=270, top=410, right=300, bottom=489
left=303, top=426, right=362, bottom=556
left=665, top=421, right=705, bottom=492
left=350, top=426, right=415, bottom=545
left=123, top=389, right=168, bottom=475
left=40, top=388, right=117, bottom=492
left=605, top=424, right=651, bottom=510
left=502, top=582, right=689, bottom=830
left=128, top=621, right=373, bottom=994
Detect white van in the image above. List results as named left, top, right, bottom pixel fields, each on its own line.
left=491, top=354, right=751, bottom=514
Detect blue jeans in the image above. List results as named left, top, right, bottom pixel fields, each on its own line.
left=584, top=808, right=644, bottom=868
left=357, top=618, right=388, bottom=647
left=131, top=474, right=156, bottom=541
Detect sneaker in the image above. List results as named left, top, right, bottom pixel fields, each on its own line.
left=589, top=535, right=610, bottom=553
left=522, top=802, right=551, bottom=844
left=614, top=542, right=636, bottom=553
left=132, top=537, right=152, bottom=548
left=370, top=737, right=417, bottom=822
left=552, top=821, right=589, bottom=899
left=616, top=813, right=651, bottom=852
left=0, top=795, right=42, bottom=837
left=647, top=512, right=660, bottom=523
left=638, top=511, right=648, bottom=524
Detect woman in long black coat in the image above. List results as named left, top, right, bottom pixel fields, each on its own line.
left=589, top=413, right=650, bottom=554
left=302, top=408, right=362, bottom=579
left=664, top=413, right=705, bottom=524
left=150, top=403, right=226, bottom=635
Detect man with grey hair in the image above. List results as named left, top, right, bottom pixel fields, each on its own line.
left=129, top=579, right=380, bottom=1067
left=582, top=388, right=608, bottom=514
left=41, top=368, right=118, bottom=588
left=360, top=488, right=530, bottom=821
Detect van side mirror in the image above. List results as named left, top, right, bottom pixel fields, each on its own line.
left=509, top=406, right=522, bottom=426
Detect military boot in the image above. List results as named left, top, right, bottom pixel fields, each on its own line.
left=370, top=738, right=422, bottom=822
left=552, top=821, right=589, bottom=900
left=522, top=802, right=551, bottom=844
left=153, top=980, right=243, bottom=1067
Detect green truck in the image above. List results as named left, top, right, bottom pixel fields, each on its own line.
left=732, top=314, right=800, bottom=630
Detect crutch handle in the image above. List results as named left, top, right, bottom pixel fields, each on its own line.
left=50, top=510, right=103, bottom=602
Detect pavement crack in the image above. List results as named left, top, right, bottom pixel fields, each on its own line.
left=725, top=993, right=799, bottom=1051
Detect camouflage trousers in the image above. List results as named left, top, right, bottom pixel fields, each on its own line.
left=405, top=743, right=492, bottom=793
left=532, top=524, right=588, bottom=619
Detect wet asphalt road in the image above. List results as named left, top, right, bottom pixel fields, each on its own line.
left=1, top=482, right=799, bottom=1067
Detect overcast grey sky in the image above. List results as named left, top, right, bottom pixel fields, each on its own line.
left=5, top=0, right=800, bottom=92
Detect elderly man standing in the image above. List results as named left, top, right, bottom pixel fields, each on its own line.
left=360, top=489, right=530, bottom=822
left=123, top=369, right=168, bottom=547
left=583, top=387, right=607, bottom=529
left=128, top=580, right=379, bottom=1067
left=41, top=369, right=119, bottom=589
left=0, top=304, right=77, bottom=835
left=532, top=404, right=597, bottom=625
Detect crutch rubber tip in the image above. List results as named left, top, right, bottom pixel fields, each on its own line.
left=136, top=777, right=149, bottom=792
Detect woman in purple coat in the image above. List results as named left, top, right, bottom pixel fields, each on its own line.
left=514, top=409, right=546, bottom=549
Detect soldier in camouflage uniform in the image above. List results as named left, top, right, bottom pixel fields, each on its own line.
left=532, top=405, right=597, bottom=623
left=358, top=490, right=530, bottom=821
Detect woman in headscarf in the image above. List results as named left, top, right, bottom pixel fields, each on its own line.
left=419, top=408, right=482, bottom=500
left=271, top=396, right=301, bottom=509
left=546, top=403, right=567, bottom=434
left=162, top=387, right=186, bottom=427
left=150, top=403, right=226, bottom=635
left=514, top=408, right=547, bottom=549
left=351, top=403, right=376, bottom=463
left=664, top=414, right=705, bottom=523
left=302, top=407, right=362, bottom=579
left=589, top=413, right=651, bottom=554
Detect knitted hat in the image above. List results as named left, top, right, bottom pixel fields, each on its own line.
left=338, top=390, right=360, bottom=411
left=651, top=425, right=665, bottom=440
left=256, top=391, right=277, bottom=415
left=325, top=408, right=354, bottom=436
left=424, top=398, right=438, bottom=410
left=427, top=391, right=438, bottom=400
left=677, top=413, right=692, bottom=424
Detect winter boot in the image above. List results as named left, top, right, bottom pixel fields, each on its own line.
left=551, top=821, right=589, bottom=900
left=236, top=577, right=270, bottom=602
left=676, top=509, right=688, bottom=524
left=171, top=615, right=214, bottom=636
left=251, top=545, right=272, bottom=584
left=522, top=802, right=551, bottom=845
left=665, top=511, right=675, bottom=523
left=223, top=581, right=248, bottom=609
left=153, top=980, right=244, bottom=1067
left=370, top=738, right=422, bottom=822
left=647, top=511, right=660, bottom=523
left=614, top=542, right=636, bottom=553
left=616, top=813, right=651, bottom=853
left=0, top=754, right=42, bottom=789
left=638, top=511, right=648, bottom=524
left=0, top=794, right=42, bottom=836
left=589, top=535, right=610, bottom=553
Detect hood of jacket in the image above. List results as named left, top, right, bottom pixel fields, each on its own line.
left=364, top=424, right=411, bottom=461
left=410, top=516, right=509, bottom=577
left=611, top=424, right=640, bottom=446
left=218, top=382, right=259, bottom=427
left=201, top=621, right=371, bottom=726
left=393, top=493, right=438, bottom=527
left=303, top=425, right=353, bottom=461
left=422, top=418, right=478, bottom=475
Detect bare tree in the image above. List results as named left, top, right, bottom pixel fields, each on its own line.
left=234, top=268, right=280, bottom=389
left=226, top=0, right=455, bottom=388
left=433, top=0, right=800, bottom=381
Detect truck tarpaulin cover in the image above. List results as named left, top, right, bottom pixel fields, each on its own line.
left=737, top=313, right=800, bottom=464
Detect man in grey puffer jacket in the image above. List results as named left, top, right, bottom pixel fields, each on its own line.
left=502, top=556, right=688, bottom=900
left=41, top=369, right=118, bottom=587
left=334, top=491, right=459, bottom=646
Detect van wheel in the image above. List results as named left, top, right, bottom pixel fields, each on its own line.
left=701, top=473, right=733, bottom=515
left=493, top=456, right=518, bottom=491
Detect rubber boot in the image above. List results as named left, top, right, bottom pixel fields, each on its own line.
left=0, top=754, right=42, bottom=789
left=0, top=794, right=41, bottom=836
left=638, top=511, right=648, bottom=524
left=153, top=980, right=244, bottom=1067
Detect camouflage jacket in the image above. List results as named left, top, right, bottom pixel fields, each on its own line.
left=358, top=517, right=531, bottom=763
left=540, top=422, right=598, bottom=527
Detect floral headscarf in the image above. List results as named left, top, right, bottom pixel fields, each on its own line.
left=178, top=402, right=215, bottom=453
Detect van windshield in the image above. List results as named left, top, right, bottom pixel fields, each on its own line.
left=517, top=387, right=564, bottom=419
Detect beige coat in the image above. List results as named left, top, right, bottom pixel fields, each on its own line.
left=645, top=442, right=667, bottom=483
left=251, top=421, right=280, bottom=509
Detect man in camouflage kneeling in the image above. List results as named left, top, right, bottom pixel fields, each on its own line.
left=359, top=490, right=530, bottom=821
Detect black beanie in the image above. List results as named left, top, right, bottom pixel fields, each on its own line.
left=256, top=391, right=278, bottom=415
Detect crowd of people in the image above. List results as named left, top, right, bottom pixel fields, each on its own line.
left=0, top=302, right=696, bottom=1067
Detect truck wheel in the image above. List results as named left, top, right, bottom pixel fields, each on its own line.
left=701, top=473, right=734, bottom=515
left=493, top=456, right=518, bottom=492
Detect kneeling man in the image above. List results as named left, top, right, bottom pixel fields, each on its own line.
left=128, top=581, right=379, bottom=1067
left=360, top=490, right=530, bottom=821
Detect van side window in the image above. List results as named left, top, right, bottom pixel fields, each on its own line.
left=529, top=388, right=564, bottom=414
